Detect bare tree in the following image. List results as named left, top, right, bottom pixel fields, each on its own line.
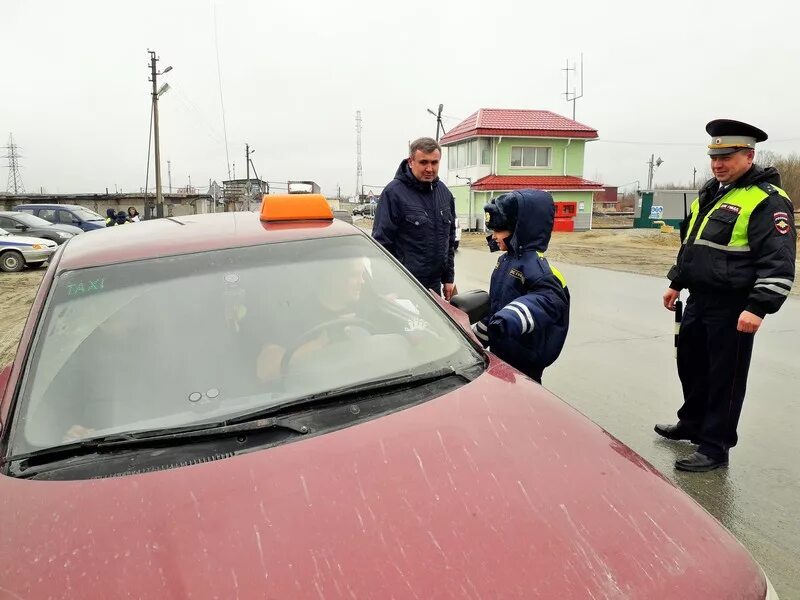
left=756, top=151, right=800, bottom=203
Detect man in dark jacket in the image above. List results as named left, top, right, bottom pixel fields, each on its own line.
left=473, top=190, right=570, bottom=384
left=372, top=137, right=457, bottom=299
left=658, top=119, right=796, bottom=472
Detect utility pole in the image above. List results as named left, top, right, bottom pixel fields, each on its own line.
left=355, top=111, right=363, bottom=202
left=167, top=160, right=173, bottom=193
left=147, top=49, right=172, bottom=219
left=692, top=167, right=697, bottom=189
left=245, top=143, right=252, bottom=211
left=427, top=104, right=445, bottom=141
left=3, top=133, right=25, bottom=194
left=646, top=154, right=663, bottom=190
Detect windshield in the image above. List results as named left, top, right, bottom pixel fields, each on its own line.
left=13, top=213, right=53, bottom=228
left=74, top=207, right=103, bottom=221
left=9, top=235, right=480, bottom=454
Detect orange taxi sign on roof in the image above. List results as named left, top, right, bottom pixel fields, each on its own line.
left=259, top=193, right=334, bottom=222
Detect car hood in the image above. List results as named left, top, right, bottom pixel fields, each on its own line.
left=0, top=361, right=764, bottom=599
left=0, top=234, right=56, bottom=248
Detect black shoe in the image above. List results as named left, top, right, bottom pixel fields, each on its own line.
left=675, top=451, right=728, bottom=472
left=654, top=423, right=697, bottom=442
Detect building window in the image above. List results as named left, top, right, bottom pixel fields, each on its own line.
left=448, top=147, right=457, bottom=169
left=479, top=139, right=491, bottom=165
left=457, top=143, right=468, bottom=168
left=510, top=146, right=551, bottom=168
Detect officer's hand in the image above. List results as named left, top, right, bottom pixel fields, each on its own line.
left=443, top=283, right=457, bottom=301
left=737, top=311, right=763, bottom=334
left=663, top=289, right=680, bottom=311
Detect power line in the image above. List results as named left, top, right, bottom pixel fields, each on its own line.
left=4, top=133, right=25, bottom=194
left=213, top=4, right=232, bottom=180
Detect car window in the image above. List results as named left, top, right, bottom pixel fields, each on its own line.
left=13, top=213, right=52, bottom=228
left=15, top=208, right=35, bottom=216
left=74, top=207, right=103, bottom=221
left=56, top=210, right=75, bottom=225
left=9, top=235, right=480, bottom=454
left=37, top=209, right=56, bottom=222
left=0, top=217, right=17, bottom=229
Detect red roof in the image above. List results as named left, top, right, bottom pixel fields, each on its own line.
left=471, top=175, right=604, bottom=192
left=440, top=109, right=598, bottom=144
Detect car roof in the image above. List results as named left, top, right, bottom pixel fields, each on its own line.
left=56, top=211, right=365, bottom=273
left=13, top=204, right=84, bottom=210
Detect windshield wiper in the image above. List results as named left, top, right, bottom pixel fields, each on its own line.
left=4, top=415, right=309, bottom=466
left=226, top=365, right=468, bottom=425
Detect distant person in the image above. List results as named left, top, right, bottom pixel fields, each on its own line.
left=372, top=137, right=457, bottom=300
left=473, top=190, right=570, bottom=384
left=115, top=211, right=129, bottom=225
left=658, top=119, right=796, bottom=472
left=105, top=208, right=116, bottom=227
left=128, top=207, right=141, bottom=222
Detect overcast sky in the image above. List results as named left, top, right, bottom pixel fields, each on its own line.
left=3, top=0, right=799, bottom=196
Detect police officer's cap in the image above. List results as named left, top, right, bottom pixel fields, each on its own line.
left=483, top=193, right=518, bottom=232
left=706, top=119, right=768, bottom=156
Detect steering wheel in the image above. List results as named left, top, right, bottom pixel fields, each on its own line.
left=280, top=317, right=375, bottom=374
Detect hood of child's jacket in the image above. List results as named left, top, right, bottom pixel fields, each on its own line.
left=509, top=190, right=555, bottom=253
left=394, top=159, right=440, bottom=191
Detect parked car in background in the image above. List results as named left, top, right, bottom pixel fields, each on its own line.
left=0, top=211, right=81, bottom=245
left=0, top=227, right=58, bottom=272
left=454, top=216, right=461, bottom=250
left=332, top=209, right=353, bottom=224
left=14, top=204, right=106, bottom=232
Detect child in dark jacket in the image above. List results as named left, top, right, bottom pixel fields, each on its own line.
left=473, top=189, right=570, bottom=383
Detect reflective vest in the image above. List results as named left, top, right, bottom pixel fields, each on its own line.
left=684, top=182, right=789, bottom=252
left=679, top=182, right=790, bottom=291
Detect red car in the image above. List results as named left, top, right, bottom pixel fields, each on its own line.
left=0, top=195, right=778, bottom=599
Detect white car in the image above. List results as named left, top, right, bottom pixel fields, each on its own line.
left=454, top=216, right=462, bottom=250
left=0, top=227, right=58, bottom=272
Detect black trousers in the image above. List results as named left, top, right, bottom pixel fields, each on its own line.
left=676, top=293, right=755, bottom=458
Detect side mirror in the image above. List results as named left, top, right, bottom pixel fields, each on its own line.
left=72, top=220, right=82, bottom=226
left=450, top=290, right=490, bottom=325
left=18, top=225, right=28, bottom=231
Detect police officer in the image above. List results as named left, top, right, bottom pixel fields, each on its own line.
left=657, top=119, right=796, bottom=472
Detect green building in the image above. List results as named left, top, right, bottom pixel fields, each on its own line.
left=440, top=109, right=603, bottom=231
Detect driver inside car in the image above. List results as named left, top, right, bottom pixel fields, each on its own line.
left=255, top=255, right=373, bottom=383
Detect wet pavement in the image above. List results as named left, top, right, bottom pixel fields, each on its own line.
left=455, top=248, right=800, bottom=597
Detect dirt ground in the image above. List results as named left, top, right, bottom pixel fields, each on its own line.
left=0, top=271, right=45, bottom=366
left=1, top=224, right=798, bottom=366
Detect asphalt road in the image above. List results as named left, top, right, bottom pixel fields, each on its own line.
left=455, top=247, right=800, bottom=598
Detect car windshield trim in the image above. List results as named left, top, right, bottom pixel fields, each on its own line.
left=3, top=414, right=311, bottom=468
left=225, top=364, right=473, bottom=425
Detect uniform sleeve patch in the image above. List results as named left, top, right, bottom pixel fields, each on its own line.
left=719, top=203, right=741, bottom=214
left=509, top=268, right=526, bottom=284
left=774, top=211, right=791, bottom=235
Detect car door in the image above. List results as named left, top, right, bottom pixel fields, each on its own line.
left=37, top=208, right=57, bottom=224
left=56, top=209, right=78, bottom=228
left=0, top=216, right=23, bottom=234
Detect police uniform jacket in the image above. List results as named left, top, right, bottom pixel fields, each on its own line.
left=473, top=190, right=570, bottom=379
left=668, top=166, right=796, bottom=317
